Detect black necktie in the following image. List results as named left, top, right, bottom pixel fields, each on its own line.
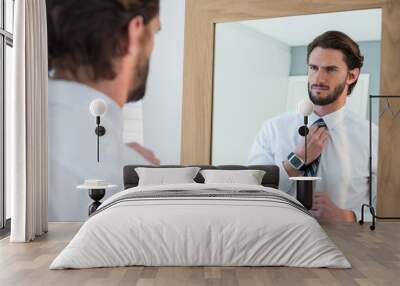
left=303, top=118, right=327, bottom=177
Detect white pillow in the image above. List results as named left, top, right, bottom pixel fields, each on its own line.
left=135, top=167, right=201, bottom=186
left=200, top=169, right=266, bottom=185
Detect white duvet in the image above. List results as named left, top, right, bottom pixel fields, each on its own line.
left=50, top=183, right=351, bottom=269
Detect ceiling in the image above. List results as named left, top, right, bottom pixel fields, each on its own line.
left=238, top=9, right=382, bottom=47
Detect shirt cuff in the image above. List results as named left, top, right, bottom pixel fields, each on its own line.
left=278, top=160, right=296, bottom=196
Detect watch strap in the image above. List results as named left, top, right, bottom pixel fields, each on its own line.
left=287, top=152, right=305, bottom=170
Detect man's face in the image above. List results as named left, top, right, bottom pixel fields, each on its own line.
left=127, top=16, right=161, bottom=103
left=307, top=47, right=350, bottom=106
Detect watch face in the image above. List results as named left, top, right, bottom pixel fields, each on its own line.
left=291, top=156, right=302, bottom=168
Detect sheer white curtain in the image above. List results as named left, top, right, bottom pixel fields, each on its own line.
left=8, top=0, right=48, bottom=242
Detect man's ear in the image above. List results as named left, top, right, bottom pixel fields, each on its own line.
left=347, top=68, right=360, bottom=85
left=127, top=16, right=145, bottom=55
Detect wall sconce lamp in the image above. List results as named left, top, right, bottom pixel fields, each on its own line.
left=289, top=99, right=318, bottom=210
left=297, top=99, right=314, bottom=165
left=89, top=99, right=107, bottom=162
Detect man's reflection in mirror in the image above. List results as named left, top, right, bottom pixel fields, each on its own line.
left=248, top=31, right=377, bottom=223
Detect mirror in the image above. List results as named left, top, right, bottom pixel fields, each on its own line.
left=212, top=8, right=381, bottom=165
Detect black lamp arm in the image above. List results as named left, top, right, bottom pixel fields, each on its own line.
left=298, top=116, right=309, bottom=168
left=94, top=116, right=106, bottom=162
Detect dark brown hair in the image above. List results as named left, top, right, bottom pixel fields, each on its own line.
left=307, top=31, right=364, bottom=95
left=47, top=0, right=160, bottom=81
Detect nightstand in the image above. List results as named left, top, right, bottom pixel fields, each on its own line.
left=289, top=176, right=320, bottom=210
left=77, top=181, right=117, bottom=215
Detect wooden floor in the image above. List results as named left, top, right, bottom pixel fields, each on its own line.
left=0, top=222, right=399, bottom=286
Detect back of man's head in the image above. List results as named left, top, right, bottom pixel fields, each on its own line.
left=307, top=31, right=364, bottom=95
left=47, top=0, right=160, bottom=81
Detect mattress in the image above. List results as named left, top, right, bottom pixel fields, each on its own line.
left=50, top=183, right=351, bottom=269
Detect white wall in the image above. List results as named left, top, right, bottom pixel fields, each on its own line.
left=142, top=0, right=186, bottom=164
left=212, top=23, right=291, bottom=165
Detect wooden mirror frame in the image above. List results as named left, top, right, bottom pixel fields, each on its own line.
left=180, top=0, right=400, bottom=217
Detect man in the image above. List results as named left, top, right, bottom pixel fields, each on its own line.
left=248, top=31, right=377, bottom=222
left=47, top=0, right=161, bottom=221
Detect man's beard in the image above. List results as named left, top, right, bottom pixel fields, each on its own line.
left=127, top=60, right=150, bottom=103
left=308, top=81, right=346, bottom=106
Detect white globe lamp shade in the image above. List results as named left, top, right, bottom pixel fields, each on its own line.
left=297, top=99, right=314, bottom=116
left=89, top=99, right=107, bottom=117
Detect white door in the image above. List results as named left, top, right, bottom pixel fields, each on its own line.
left=123, top=101, right=144, bottom=145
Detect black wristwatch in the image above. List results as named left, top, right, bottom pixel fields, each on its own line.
left=287, top=152, right=305, bottom=170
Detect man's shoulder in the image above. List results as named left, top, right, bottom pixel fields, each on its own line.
left=345, top=109, right=375, bottom=129
left=344, top=109, right=378, bottom=140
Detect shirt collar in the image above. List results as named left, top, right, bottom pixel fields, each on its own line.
left=309, top=105, right=347, bottom=130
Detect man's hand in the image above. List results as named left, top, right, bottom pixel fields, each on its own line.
left=127, top=142, right=161, bottom=166
left=283, top=125, right=329, bottom=177
left=296, top=125, right=329, bottom=164
left=310, top=192, right=356, bottom=222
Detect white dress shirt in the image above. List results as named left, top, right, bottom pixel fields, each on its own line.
left=48, top=79, right=148, bottom=221
left=248, top=105, right=378, bottom=220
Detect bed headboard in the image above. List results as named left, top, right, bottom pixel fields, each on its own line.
left=123, top=165, right=280, bottom=189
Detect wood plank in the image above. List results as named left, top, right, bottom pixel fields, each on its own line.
left=376, top=0, right=400, bottom=217
left=0, top=222, right=399, bottom=285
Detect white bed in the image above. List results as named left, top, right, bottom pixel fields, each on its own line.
left=50, top=183, right=351, bottom=269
